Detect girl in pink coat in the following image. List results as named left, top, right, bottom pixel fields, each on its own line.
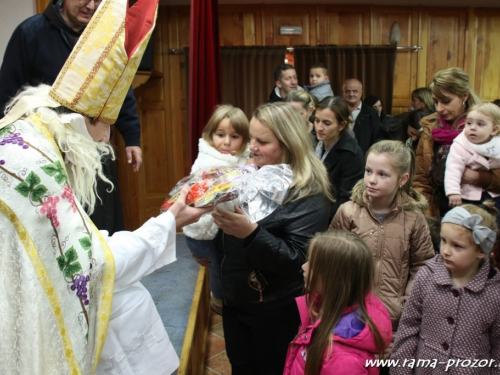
left=445, top=103, right=500, bottom=208
left=284, top=231, right=393, bottom=375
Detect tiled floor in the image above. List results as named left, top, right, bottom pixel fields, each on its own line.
left=204, top=311, right=231, bottom=375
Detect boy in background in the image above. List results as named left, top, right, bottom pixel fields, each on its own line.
left=304, top=63, right=334, bottom=101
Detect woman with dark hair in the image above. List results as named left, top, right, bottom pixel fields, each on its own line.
left=404, top=109, right=432, bottom=152
left=315, top=96, right=365, bottom=220
left=364, top=95, right=387, bottom=122
left=364, top=94, right=405, bottom=141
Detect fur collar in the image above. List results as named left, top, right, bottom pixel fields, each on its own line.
left=350, top=179, right=428, bottom=214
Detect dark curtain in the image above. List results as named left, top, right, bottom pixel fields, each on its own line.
left=188, top=0, right=221, bottom=165
left=293, top=45, right=397, bottom=113
left=220, top=46, right=287, bottom=119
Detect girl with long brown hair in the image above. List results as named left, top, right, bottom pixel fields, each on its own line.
left=283, top=230, right=393, bottom=375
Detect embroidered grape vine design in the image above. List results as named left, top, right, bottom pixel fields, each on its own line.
left=1, top=125, right=94, bottom=327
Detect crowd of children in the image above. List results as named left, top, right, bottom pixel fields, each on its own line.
left=186, top=63, right=500, bottom=375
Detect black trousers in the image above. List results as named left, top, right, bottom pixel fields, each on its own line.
left=222, top=301, right=300, bottom=375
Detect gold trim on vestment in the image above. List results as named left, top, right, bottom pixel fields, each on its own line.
left=33, top=115, right=116, bottom=371
left=91, top=221, right=116, bottom=371
left=30, top=114, right=63, bottom=160
left=0, top=199, right=81, bottom=375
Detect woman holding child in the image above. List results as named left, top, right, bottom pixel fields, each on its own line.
left=413, top=67, right=496, bottom=218
left=212, top=102, right=332, bottom=374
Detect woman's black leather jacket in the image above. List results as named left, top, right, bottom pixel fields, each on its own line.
left=216, top=193, right=330, bottom=310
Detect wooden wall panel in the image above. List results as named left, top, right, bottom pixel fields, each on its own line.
left=220, top=13, right=248, bottom=46
left=142, top=109, right=169, bottom=194
left=473, top=9, right=500, bottom=101
left=421, top=9, right=467, bottom=85
left=166, top=54, right=190, bottom=179
left=36, top=0, right=50, bottom=13
left=162, top=6, right=191, bottom=181
left=219, top=5, right=263, bottom=46
left=322, top=6, right=371, bottom=45
left=166, top=6, right=190, bottom=48
left=371, top=7, right=419, bottom=112
left=118, top=6, right=192, bottom=229
left=262, top=5, right=317, bottom=46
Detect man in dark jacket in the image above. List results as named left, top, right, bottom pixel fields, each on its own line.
left=268, top=64, right=302, bottom=102
left=0, top=0, right=142, bottom=234
left=343, top=78, right=381, bottom=154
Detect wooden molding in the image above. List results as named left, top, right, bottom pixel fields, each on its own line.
left=178, top=267, right=210, bottom=375
left=36, top=0, right=50, bottom=13
left=131, top=70, right=163, bottom=90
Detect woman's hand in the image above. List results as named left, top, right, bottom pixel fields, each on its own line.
left=448, top=194, right=462, bottom=207
left=168, top=185, right=212, bottom=230
left=461, top=168, right=480, bottom=185
left=212, top=206, right=258, bottom=239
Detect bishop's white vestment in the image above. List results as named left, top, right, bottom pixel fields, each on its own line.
left=0, top=116, right=179, bottom=374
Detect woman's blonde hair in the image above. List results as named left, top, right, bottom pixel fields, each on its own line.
left=252, top=102, right=333, bottom=203
left=430, top=67, right=481, bottom=114
left=412, top=87, right=435, bottom=112
left=303, top=231, right=387, bottom=375
left=202, top=105, right=250, bottom=155
left=284, top=90, right=316, bottom=112
left=5, top=84, right=114, bottom=214
left=469, top=103, right=500, bottom=133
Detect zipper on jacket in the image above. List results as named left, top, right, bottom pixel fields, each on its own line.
left=257, top=270, right=267, bottom=302
left=248, top=270, right=267, bottom=302
left=360, top=229, right=375, bottom=238
left=377, top=223, right=385, bottom=292
left=374, top=214, right=396, bottom=294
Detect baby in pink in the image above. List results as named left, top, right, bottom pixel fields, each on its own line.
left=445, top=103, right=500, bottom=207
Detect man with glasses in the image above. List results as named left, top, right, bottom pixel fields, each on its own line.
left=0, top=0, right=141, bottom=234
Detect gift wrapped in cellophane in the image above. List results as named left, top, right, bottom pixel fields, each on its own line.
left=160, top=164, right=293, bottom=223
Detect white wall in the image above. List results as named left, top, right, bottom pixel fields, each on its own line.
left=0, top=0, right=36, bottom=64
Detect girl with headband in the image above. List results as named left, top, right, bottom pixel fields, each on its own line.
left=390, top=202, right=500, bottom=374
